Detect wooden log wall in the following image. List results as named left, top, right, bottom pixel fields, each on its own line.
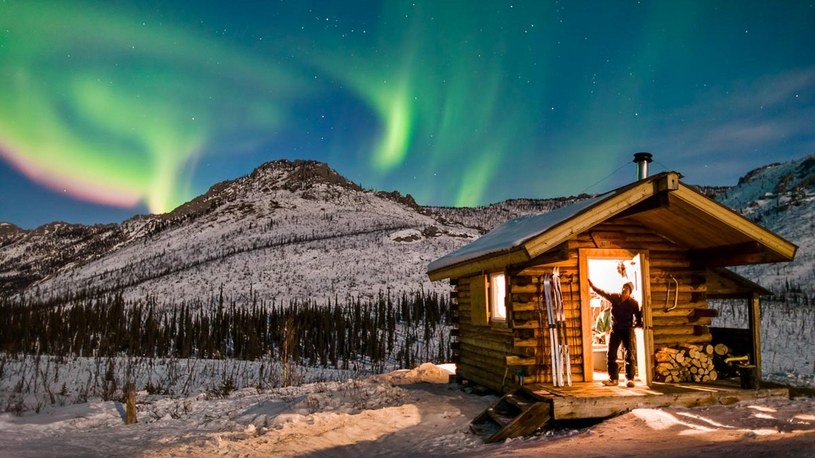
left=510, top=264, right=584, bottom=385
left=450, top=219, right=724, bottom=391
left=576, top=221, right=718, bottom=354
left=452, top=275, right=516, bottom=392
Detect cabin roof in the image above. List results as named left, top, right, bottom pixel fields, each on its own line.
left=706, top=267, right=773, bottom=298
left=427, top=172, right=798, bottom=281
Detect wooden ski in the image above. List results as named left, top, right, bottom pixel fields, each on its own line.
left=544, top=274, right=562, bottom=386
left=552, top=267, right=571, bottom=386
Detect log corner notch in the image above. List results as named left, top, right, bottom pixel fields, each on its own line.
left=689, top=308, right=719, bottom=322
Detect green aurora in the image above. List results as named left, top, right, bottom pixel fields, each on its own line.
left=1, top=1, right=813, bottom=226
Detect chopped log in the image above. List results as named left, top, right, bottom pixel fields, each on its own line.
left=724, top=355, right=749, bottom=364
left=653, top=344, right=719, bottom=383
left=714, top=343, right=729, bottom=356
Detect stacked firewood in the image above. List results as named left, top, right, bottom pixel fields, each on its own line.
left=654, top=344, right=718, bottom=383
left=710, top=343, right=748, bottom=378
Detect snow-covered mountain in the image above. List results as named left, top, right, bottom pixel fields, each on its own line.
left=1, top=155, right=813, bottom=308
left=715, top=156, right=815, bottom=297
left=0, top=160, right=480, bottom=305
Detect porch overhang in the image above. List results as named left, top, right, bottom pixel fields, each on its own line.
left=428, top=171, right=797, bottom=282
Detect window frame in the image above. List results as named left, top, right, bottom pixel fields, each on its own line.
left=488, top=272, right=507, bottom=323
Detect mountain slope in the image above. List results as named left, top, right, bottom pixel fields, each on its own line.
left=2, top=155, right=813, bottom=307
left=714, top=156, right=815, bottom=297
left=0, top=160, right=477, bottom=305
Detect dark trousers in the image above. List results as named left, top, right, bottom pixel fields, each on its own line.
left=607, top=327, right=636, bottom=381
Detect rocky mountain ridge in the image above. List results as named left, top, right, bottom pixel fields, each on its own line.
left=1, top=155, right=813, bottom=306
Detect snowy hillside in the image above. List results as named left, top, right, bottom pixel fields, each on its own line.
left=1, top=160, right=477, bottom=306
left=714, top=156, right=815, bottom=296
left=2, top=155, right=813, bottom=310
left=705, top=155, right=815, bottom=377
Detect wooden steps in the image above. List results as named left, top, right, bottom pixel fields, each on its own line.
left=469, top=388, right=553, bottom=443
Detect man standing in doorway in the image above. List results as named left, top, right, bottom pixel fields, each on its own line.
left=588, top=280, right=642, bottom=387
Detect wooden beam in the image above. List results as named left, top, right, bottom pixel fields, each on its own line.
left=749, top=294, right=762, bottom=378
left=688, top=241, right=764, bottom=267
left=612, top=194, right=669, bottom=220
left=640, top=252, right=655, bottom=386
left=428, top=249, right=530, bottom=281
left=578, top=251, right=593, bottom=381
left=674, top=186, right=797, bottom=262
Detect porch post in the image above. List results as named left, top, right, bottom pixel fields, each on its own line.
left=748, top=293, right=762, bottom=380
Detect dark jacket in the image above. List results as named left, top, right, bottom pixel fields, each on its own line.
left=592, top=287, right=642, bottom=331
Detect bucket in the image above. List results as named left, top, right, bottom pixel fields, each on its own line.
left=737, top=365, right=759, bottom=389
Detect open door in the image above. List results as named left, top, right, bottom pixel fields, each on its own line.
left=579, top=249, right=652, bottom=385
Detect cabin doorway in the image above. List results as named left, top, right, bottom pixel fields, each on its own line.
left=584, top=251, right=648, bottom=384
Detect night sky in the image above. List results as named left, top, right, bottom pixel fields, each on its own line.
left=1, top=1, right=814, bottom=229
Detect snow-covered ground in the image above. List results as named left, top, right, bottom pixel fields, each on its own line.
left=1, top=362, right=813, bottom=457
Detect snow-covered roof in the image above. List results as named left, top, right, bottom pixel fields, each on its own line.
left=427, top=170, right=798, bottom=280
left=426, top=193, right=606, bottom=273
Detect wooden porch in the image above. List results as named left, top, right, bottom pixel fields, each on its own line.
left=471, top=377, right=790, bottom=443
left=530, top=378, right=789, bottom=421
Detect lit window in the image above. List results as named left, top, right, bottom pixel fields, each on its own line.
left=489, top=272, right=506, bottom=321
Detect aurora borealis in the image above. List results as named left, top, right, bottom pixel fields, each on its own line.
left=1, top=1, right=814, bottom=228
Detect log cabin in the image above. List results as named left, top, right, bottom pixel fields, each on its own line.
left=427, top=154, right=797, bottom=439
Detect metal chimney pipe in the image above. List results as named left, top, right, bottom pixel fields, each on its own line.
left=633, top=152, right=653, bottom=180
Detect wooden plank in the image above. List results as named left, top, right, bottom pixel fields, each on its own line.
left=750, top=294, right=762, bottom=376
left=470, top=274, right=488, bottom=325
left=640, top=251, right=655, bottom=386
left=576, top=252, right=592, bottom=382
left=428, top=249, right=530, bottom=281
left=532, top=381, right=789, bottom=421
left=484, top=400, right=553, bottom=443
left=587, top=230, right=670, bottom=245
left=674, top=186, right=797, bottom=262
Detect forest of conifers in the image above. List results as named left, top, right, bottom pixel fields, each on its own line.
left=0, top=290, right=453, bottom=373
